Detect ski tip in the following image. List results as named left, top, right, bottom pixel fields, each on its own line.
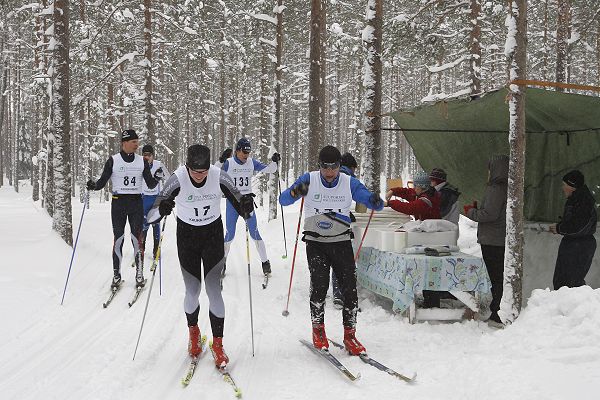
left=102, top=303, right=108, bottom=308
left=235, top=389, right=242, bottom=398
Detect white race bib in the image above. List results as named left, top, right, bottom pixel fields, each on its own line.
left=174, top=165, right=222, bottom=226
left=110, top=154, right=144, bottom=194
left=226, top=157, right=255, bottom=195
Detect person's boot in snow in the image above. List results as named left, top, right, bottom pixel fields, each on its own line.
left=111, top=273, right=122, bottom=289
left=188, top=325, right=202, bottom=357
left=211, top=337, right=229, bottom=368
left=312, top=323, right=329, bottom=350
left=262, top=260, right=272, bottom=275
left=343, top=327, right=366, bottom=355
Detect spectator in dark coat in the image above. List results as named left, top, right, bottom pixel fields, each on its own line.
left=549, top=170, right=597, bottom=289
left=464, top=155, right=509, bottom=325
left=429, top=168, right=461, bottom=225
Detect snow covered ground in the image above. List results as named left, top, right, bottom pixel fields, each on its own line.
left=1, top=184, right=599, bottom=400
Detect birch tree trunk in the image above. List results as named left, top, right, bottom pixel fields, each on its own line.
left=51, top=0, right=73, bottom=245
left=362, top=0, right=383, bottom=194
left=469, top=0, right=482, bottom=94
left=500, top=0, right=527, bottom=325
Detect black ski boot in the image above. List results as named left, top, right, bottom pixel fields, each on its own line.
left=111, top=273, right=122, bottom=289
left=262, top=260, right=272, bottom=275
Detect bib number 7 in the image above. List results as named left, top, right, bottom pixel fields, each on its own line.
left=194, top=206, right=211, bottom=216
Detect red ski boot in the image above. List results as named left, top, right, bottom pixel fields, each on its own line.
left=343, top=327, right=366, bottom=355
left=212, top=337, right=229, bottom=368
left=312, top=324, right=329, bottom=350
left=188, top=325, right=202, bottom=357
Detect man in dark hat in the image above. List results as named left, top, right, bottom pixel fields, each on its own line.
left=86, top=129, right=159, bottom=289
left=141, top=144, right=170, bottom=261
left=219, top=137, right=281, bottom=278
left=147, top=144, right=254, bottom=368
left=279, top=145, right=384, bottom=355
left=549, top=170, right=597, bottom=289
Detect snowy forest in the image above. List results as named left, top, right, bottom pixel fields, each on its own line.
left=0, top=0, right=599, bottom=239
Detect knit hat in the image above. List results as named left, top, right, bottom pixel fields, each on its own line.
left=429, top=167, right=447, bottom=182
left=562, top=170, right=584, bottom=189
left=341, top=152, right=358, bottom=169
left=121, top=129, right=139, bottom=142
left=318, top=145, right=342, bottom=164
left=413, top=173, right=431, bottom=189
left=235, top=137, right=252, bottom=152
left=142, top=144, right=154, bottom=154
left=186, top=144, right=211, bottom=170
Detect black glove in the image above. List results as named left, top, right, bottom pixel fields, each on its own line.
left=239, top=194, right=255, bottom=219
left=370, top=193, right=383, bottom=209
left=271, top=152, right=281, bottom=163
left=86, top=180, right=96, bottom=191
left=159, top=199, right=175, bottom=216
left=291, top=182, right=309, bottom=198
left=219, top=148, right=233, bottom=163
left=154, top=167, right=165, bottom=180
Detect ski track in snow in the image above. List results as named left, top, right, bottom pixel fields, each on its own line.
left=1, top=185, right=599, bottom=400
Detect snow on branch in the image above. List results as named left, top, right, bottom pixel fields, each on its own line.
left=251, top=13, right=277, bottom=25
left=427, top=55, right=467, bottom=73
left=259, top=37, right=277, bottom=48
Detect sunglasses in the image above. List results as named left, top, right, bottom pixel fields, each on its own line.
left=319, top=161, right=340, bottom=170
left=142, top=152, right=153, bottom=156
left=241, top=150, right=251, bottom=155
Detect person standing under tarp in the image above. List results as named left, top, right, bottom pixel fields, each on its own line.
left=463, top=155, right=509, bottom=326
left=429, top=168, right=461, bottom=225
left=549, top=170, right=597, bottom=289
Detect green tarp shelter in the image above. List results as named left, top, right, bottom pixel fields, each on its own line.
left=390, top=88, right=600, bottom=222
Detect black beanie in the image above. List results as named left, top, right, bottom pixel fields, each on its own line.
left=341, top=152, right=357, bottom=169
left=186, top=144, right=211, bottom=170
left=319, top=145, right=342, bottom=164
left=142, top=144, right=154, bottom=154
left=121, top=129, right=139, bottom=142
left=562, top=170, right=584, bottom=189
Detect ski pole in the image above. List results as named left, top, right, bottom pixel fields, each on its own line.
left=244, top=219, right=255, bottom=357
left=354, top=208, right=375, bottom=262
left=61, top=191, right=89, bottom=305
left=277, top=167, right=288, bottom=259
left=133, top=216, right=168, bottom=361
left=282, top=197, right=304, bottom=317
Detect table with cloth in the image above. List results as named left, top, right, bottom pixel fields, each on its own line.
left=355, top=246, right=492, bottom=317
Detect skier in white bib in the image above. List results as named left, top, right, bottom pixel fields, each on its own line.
left=86, top=129, right=160, bottom=289
left=147, top=144, right=254, bottom=368
left=141, top=144, right=170, bottom=260
left=218, top=137, right=281, bottom=278
left=279, top=145, right=384, bottom=355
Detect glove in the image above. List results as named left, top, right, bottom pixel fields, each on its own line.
left=154, top=167, right=165, bottom=180
left=463, top=204, right=475, bottom=216
left=370, top=193, right=384, bottom=209
left=219, top=148, right=233, bottom=163
left=271, top=153, right=281, bottom=163
left=291, top=182, right=309, bottom=198
left=159, top=199, right=175, bottom=216
left=86, top=180, right=96, bottom=191
left=239, top=194, right=255, bottom=219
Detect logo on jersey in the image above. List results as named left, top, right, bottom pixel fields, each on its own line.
left=186, top=193, right=219, bottom=202
left=313, top=193, right=322, bottom=202
left=317, top=220, right=333, bottom=230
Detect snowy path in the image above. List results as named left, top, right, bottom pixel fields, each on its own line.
left=1, top=185, right=599, bottom=400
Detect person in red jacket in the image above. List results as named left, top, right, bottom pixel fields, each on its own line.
left=385, top=173, right=440, bottom=220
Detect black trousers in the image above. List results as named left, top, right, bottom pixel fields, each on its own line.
left=177, top=217, right=226, bottom=337
left=553, top=236, right=596, bottom=290
left=305, top=240, right=359, bottom=328
left=111, top=194, right=143, bottom=275
left=481, top=244, right=505, bottom=315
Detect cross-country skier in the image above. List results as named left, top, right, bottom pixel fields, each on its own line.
left=86, top=129, right=159, bottom=288
left=147, top=144, right=254, bottom=367
left=279, top=145, right=384, bottom=355
left=218, top=137, right=280, bottom=277
left=141, top=144, right=170, bottom=260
